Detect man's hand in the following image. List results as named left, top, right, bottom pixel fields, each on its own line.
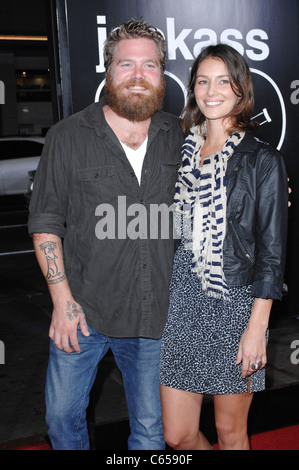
left=49, top=298, right=90, bottom=353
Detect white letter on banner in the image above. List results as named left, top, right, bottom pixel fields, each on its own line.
left=193, top=29, right=217, bottom=57
left=96, top=16, right=107, bottom=73
left=167, top=18, right=193, bottom=60
left=246, top=30, right=269, bottom=61
left=220, top=29, right=244, bottom=56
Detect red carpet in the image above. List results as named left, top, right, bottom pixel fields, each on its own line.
left=11, top=424, right=299, bottom=450
left=211, top=424, right=299, bottom=450
left=15, top=441, right=52, bottom=450
left=250, top=424, right=299, bottom=450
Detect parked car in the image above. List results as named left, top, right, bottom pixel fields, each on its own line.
left=0, top=136, right=44, bottom=196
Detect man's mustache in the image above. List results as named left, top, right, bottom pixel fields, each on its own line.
left=119, top=79, right=154, bottom=92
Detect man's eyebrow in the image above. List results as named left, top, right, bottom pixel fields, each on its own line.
left=116, top=58, right=159, bottom=64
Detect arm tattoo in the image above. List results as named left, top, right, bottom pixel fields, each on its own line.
left=39, top=240, right=66, bottom=284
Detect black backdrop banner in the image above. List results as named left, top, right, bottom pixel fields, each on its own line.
left=51, top=0, right=299, bottom=322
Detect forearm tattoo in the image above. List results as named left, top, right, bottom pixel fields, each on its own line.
left=39, top=240, right=66, bottom=285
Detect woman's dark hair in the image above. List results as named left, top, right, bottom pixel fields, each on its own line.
left=180, top=44, right=259, bottom=135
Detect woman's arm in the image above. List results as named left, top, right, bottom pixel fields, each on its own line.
left=236, top=298, right=272, bottom=378
left=236, top=146, right=288, bottom=378
left=251, top=148, right=288, bottom=299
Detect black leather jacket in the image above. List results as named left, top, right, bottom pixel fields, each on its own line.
left=223, top=133, right=288, bottom=300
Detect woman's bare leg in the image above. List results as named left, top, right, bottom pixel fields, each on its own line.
left=214, top=391, right=254, bottom=450
left=160, top=385, right=211, bottom=450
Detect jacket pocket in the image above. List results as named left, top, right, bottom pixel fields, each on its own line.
left=229, top=219, right=254, bottom=264
left=77, top=165, right=117, bottom=205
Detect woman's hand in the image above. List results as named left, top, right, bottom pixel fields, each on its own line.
left=236, top=298, right=272, bottom=378
left=236, top=325, right=267, bottom=378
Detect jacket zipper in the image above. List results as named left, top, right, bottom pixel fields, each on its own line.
left=229, top=220, right=254, bottom=263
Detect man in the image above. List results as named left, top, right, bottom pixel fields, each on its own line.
left=28, top=19, right=184, bottom=450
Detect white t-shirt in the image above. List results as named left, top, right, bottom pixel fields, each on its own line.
left=120, top=137, right=148, bottom=184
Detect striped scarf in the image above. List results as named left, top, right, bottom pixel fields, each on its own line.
left=174, top=125, right=245, bottom=300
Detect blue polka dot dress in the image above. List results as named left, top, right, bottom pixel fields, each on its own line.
left=159, top=217, right=266, bottom=395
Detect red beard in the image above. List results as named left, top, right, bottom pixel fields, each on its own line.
left=105, top=73, right=165, bottom=121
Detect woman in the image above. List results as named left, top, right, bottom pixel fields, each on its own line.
left=159, top=44, right=288, bottom=450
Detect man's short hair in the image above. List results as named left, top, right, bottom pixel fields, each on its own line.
left=104, top=18, right=167, bottom=73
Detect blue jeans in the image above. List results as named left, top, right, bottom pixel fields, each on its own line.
left=45, top=323, right=164, bottom=450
